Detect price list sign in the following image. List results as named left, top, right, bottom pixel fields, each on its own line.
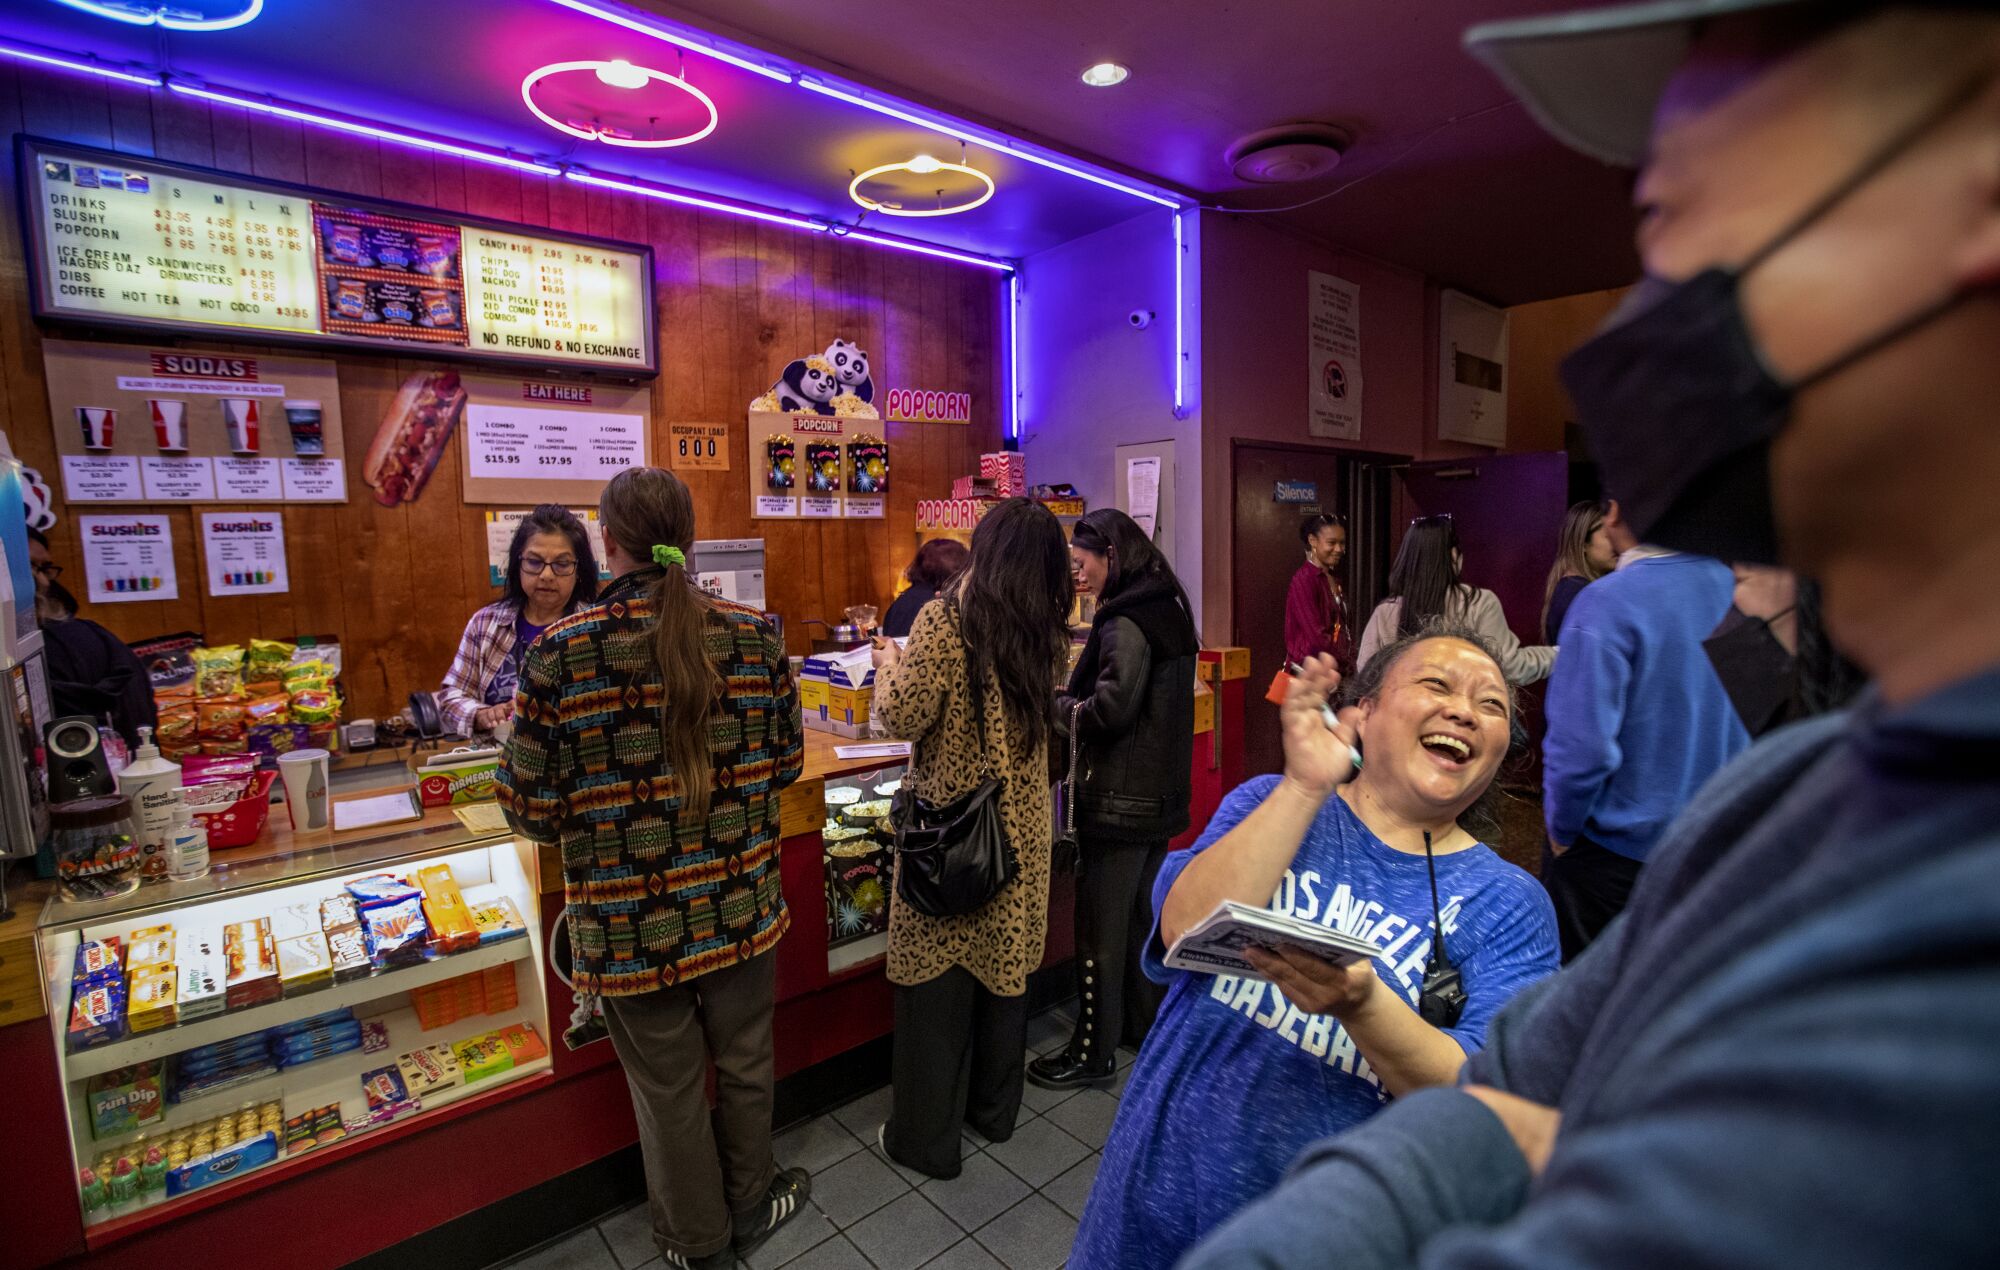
left=465, top=404, right=645, bottom=481
left=20, top=138, right=656, bottom=376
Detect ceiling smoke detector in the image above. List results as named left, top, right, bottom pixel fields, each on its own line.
left=1225, top=124, right=1350, bottom=184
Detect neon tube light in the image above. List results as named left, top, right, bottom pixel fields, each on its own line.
left=849, top=155, right=995, bottom=218
left=167, top=83, right=562, bottom=176
left=1173, top=210, right=1185, bottom=414
left=1008, top=272, right=1022, bottom=440
left=0, top=43, right=162, bottom=87
left=53, top=0, right=263, bottom=32
left=545, top=0, right=794, bottom=83
left=843, top=229, right=1013, bottom=272
left=562, top=169, right=825, bottom=231
left=521, top=60, right=719, bottom=148
left=798, top=77, right=1179, bottom=209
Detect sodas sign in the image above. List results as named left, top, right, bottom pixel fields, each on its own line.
left=883, top=388, right=970, bottom=425
left=149, top=353, right=257, bottom=381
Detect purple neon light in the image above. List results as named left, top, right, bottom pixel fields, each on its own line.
left=0, top=43, right=161, bottom=87
left=167, top=82, right=562, bottom=175
left=562, top=169, right=823, bottom=231
left=843, top=229, right=1014, bottom=272
left=1008, top=272, right=1021, bottom=440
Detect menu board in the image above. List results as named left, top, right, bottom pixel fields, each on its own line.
left=19, top=137, right=656, bottom=376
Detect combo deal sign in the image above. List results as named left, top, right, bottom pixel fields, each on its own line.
left=883, top=388, right=971, bottom=425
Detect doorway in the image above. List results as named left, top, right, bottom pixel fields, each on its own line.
left=1231, top=441, right=1405, bottom=777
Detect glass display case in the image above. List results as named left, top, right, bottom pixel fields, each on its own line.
left=34, top=824, right=547, bottom=1234
left=820, top=763, right=904, bottom=975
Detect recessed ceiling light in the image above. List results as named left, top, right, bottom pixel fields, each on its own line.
left=1081, top=62, right=1129, bottom=87
left=594, top=58, right=650, bottom=90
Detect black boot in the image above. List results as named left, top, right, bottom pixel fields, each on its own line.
left=1026, top=958, right=1116, bottom=1090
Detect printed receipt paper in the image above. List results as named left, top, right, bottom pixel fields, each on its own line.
left=1165, top=900, right=1381, bottom=980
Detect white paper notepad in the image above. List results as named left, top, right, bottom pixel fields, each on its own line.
left=332, top=789, right=422, bottom=832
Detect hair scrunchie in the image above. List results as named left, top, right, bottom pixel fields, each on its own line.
left=651, top=544, right=686, bottom=569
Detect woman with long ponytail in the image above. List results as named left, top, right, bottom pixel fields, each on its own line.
left=498, top=467, right=808, bottom=1270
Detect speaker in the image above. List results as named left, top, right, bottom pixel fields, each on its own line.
left=45, top=715, right=115, bottom=803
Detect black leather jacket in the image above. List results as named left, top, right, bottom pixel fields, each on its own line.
left=1056, top=615, right=1196, bottom=842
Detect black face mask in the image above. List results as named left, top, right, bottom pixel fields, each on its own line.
left=1704, top=606, right=1797, bottom=738
left=1560, top=74, right=1987, bottom=566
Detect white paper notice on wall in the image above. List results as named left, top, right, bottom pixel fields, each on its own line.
left=61, top=455, right=142, bottom=502
left=214, top=457, right=284, bottom=501
left=464, top=404, right=646, bottom=482
left=80, top=514, right=178, bottom=603
left=280, top=457, right=347, bottom=501
left=140, top=456, right=217, bottom=501
left=200, top=511, right=289, bottom=596
left=1308, top=271, right=1363, bottom=441
left=1126, top=456, right=1162, bottom=540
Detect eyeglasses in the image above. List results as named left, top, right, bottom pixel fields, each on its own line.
left=520, top=558, right=577, bottom=577
left=33, top=562, right=63, bottom=581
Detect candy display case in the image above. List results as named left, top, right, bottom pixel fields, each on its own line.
left=819, top=763, right=904, bottom=975
left=33, top=829, right=547, bottom=1239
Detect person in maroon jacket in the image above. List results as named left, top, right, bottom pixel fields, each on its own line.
left=1284, top=513, right=1353, bottom=674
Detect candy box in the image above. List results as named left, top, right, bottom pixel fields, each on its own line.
left=463, top=886, right=527, bottom=945
left=124, top=925, right=175, bottom=975
left=270, top=902, right=319, bottom=942
left=325, top=925, right=370, bottom=983
left=72, top=938, right=124, bottom=990
left=979, top=450, right=1028, bottom=498
left=175, top=927, right=226, bottom=1022
left=453, top=1032, right=513, bottom=1083
left=396, top=1043, right=463, bottom=1096
left=276, top=932, right=333, bottom=996
left=166, top=1130, right=278, bottom=1197
left=360, top=1064, right=407, bottom=1111
left=496, top=1023, right=547, bottom=1066
left=346, top=874, right=421, bottom=910
left=67, top=981, right=126, bottom=1051
left=415, top=864, right=478, bottom=953
left=412, top=754, right=499, bottom=807
left=85, top=1062, right=164, bottom=1140
left=320, top=893, right=359, bottom=931
left=222, top=918, right=279, bottom=1009
left=127, top=966, right=178, bottom=1033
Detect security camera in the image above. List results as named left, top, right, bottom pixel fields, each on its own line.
left=1128, top=309, right=1155, bottom=330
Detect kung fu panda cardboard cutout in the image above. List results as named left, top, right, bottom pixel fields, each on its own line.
left=751, top=340, right=879, bottom=419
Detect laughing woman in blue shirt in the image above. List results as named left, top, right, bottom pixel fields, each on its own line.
left=1069, top=623, right=1558, bottom=1270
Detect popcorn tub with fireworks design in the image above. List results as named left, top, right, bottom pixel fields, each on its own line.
left=825, top=836, right=893, bottom=947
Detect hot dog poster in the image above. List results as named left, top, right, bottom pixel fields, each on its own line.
left=455, top=374, right=652, bottom=506
left=41, top=339, right=348, bottom=504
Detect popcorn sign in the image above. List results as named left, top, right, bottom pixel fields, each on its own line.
left=883, top=388, right=971, bottom=425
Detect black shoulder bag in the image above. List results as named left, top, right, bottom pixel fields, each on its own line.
left=890, top=637, right=1019, bottom=917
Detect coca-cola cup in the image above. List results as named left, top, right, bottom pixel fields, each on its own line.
left=222, top=398, right=260, bottom=454
left=76, top=406, right=116, bottom=450
left=149, top=399, right=187, bottom=451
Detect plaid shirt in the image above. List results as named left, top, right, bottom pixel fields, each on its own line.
left=438, top=600, right=521, bottom=736
left=496, top=572, right=803, bottom=997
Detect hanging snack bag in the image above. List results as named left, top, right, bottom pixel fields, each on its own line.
left=765, top=434, right=795, bottom=491
left=847, top=434, right=888, bottom=495
left=805, top=442, right=841, bottom=494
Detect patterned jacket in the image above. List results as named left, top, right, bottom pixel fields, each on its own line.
left=497, top=570, right=803, bottom=997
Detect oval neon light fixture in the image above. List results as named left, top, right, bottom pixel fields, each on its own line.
left=849, top=155, right=995, bottom=218
left=52, top=0, right=263, bottom=30
left=520, top=59, right=718, bottom=148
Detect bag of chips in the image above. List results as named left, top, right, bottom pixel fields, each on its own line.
left=192, top=646, right=245, bottom=698
left=244, top=640, right=296, bottom=690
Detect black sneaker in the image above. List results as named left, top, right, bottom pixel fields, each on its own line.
left=661, top=1245, right=735, bottom=1270
left=732, top=1167, right=811, bottom=1260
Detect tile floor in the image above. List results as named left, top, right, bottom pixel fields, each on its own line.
left=496, top=1009, right=1126, bottom=1270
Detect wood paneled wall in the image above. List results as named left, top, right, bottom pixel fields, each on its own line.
left=0, top=63, right=1003, bottom=720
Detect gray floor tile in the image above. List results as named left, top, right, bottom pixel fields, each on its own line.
left=1039, top=1089, right=1121, bottom=1151
left=919, top=1150, right=1032, bottom=1233
left=742, top=1206, right=837, bottom=1270
left=963, top=1106, right=1034, bottom=1152
left=972, top=1195, right=1079, bottom=1270
left=810, top=1145, right=913, bottom=1227
left=1042, top=1152, right=1102, bottom=1220
left=776, top=1115, right=866, bottom=1175
left=1116, top=1045, right=1137, bottom=1071
left=845, top=1192, right=963, bottom=1270
left=629, top=1262, right=660, bottom=1270
left=1024, top=1010, right=1074, bottom=1055
left=984, top=1116, right=1091, bottom=1189
left=1105, top=1062, right=1134, bottom=1099
left=922, top=1238, right=1005, bottom=1269
left=596, top=1202, right=657, bottom=1269
left=504, top=1227, right=620, bottom=1270
left=870, top=1126, right=938, bottom=1189
left=782, top=1235, right=872, bottom=1269
left=830, top=1083, right=895, bottom=1140
left=1019, top=1072, right=1082, bottom=1116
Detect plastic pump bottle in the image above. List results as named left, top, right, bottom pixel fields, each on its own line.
left=169, top=797, right=209, bottom=882
left=117, top=725, right=181, bottom=883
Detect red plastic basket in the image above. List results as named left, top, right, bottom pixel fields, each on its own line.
left=194, top=769, right=279, bottom=849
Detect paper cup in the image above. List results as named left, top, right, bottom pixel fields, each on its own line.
left=77, top=406, right=116, bottom=450
left=283, top=400, right=325, bottom=456
left=277, top=747, right=331, bottom=831
left=222, top=398, right=261, bottom=454
left=149, top=399, right=187, bottom=451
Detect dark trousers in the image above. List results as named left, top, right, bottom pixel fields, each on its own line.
left=1067, top=836, right=1169, bottom=1062
left=886, top=966, right=1029, bottom=1179
left=602, top=951, right=778, bottom=1261
left=1542, top=835, right=1644, bottom=963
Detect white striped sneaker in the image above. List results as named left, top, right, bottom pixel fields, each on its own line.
left=732, top=1167, right=811, bottom=1259
left=659, top=1243, right=735, bottom=1270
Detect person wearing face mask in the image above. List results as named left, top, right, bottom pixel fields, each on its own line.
left=1285, top=513, right=1355, bottom=673
left=1184, top=5, right=2000, bottom=1268
left=1066, top=630, right=1557, bottom=1270
left=1705, top=567, right=1865, bottom=736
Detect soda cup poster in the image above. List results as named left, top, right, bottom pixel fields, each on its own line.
left=79, top=514, right=179, bottom=603
left=200, top=511, right=290, bottom=596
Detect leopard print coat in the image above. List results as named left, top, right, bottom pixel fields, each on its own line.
left=875, top=598, right=1052, bottom=997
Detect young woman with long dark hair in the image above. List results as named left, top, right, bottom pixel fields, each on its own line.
left=498, top=469, right=806, bottom=1270
left=1028, top=509, right=1200, bottom=1090
left=1541, top=500, right=1615, bottom=642
left=1285, top=512, right=1354, bottom=673
left=868, top=497, right=1073, bottom=1179
left=1357, top=514, right=1555, bottom=684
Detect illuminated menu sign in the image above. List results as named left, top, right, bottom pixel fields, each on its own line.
left=18, top=137, right=656, bottom=377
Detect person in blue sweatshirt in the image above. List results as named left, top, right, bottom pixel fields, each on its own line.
left=1540, top=502, right=1747, bottom=959
left=1185, top=3, right=2000, bottom=1268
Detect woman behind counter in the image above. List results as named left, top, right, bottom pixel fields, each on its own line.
left=882, top=537, right=969, bottom=638
left=497, top=469, right=806, bottom=1270
left=1028, top=509, right=1199, bottom=1091
left=869, top=497, right=1073, bottom=1180
left=438, top=505, right=598, bottom=736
